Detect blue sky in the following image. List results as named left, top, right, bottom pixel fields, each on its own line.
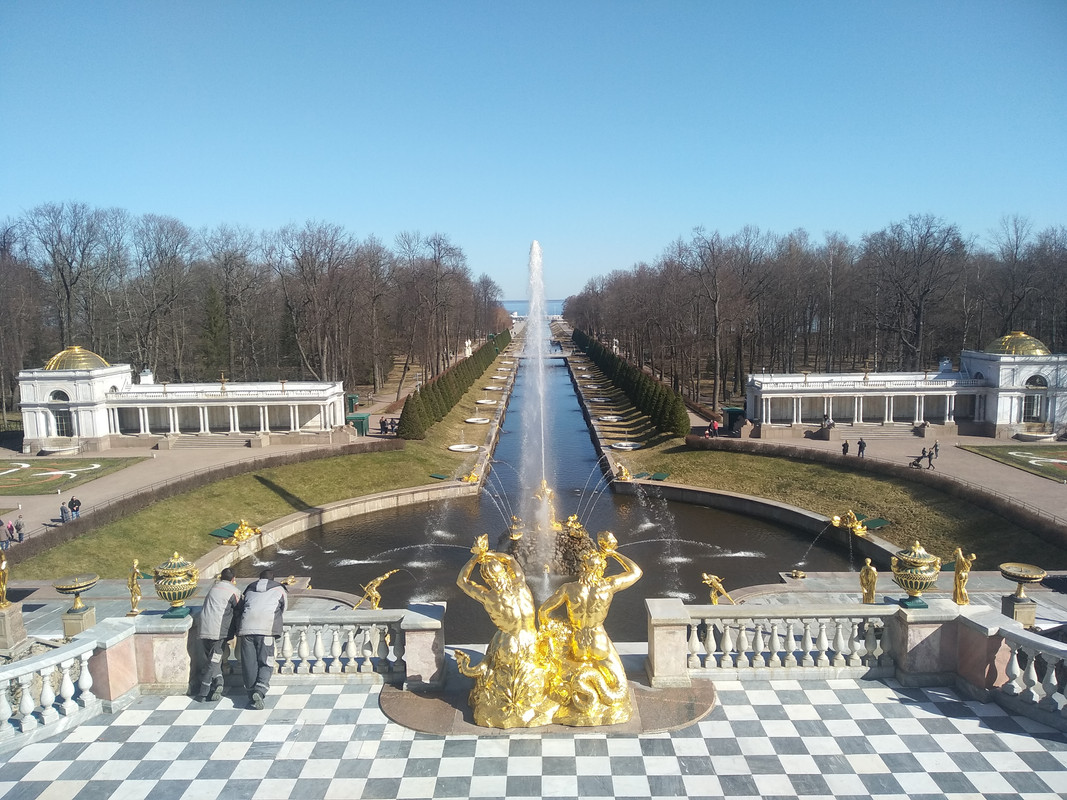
left=2, top=2, right=1064, bottom=300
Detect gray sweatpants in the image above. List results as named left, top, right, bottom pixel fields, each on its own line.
left=197, top=639, right=226, bottom=697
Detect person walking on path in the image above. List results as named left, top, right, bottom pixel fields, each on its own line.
left=926, top=449, right=935, bottom=469
left=60, top=502, right=71, bottom=524
left=842, top=440, right=849, bottom=456
left=933, top=440, right=940, bottom=459
left=857, top=438, right=867, bottom=458
left=69, top=497, right=81, bottom=519
left=13, top=516, right=24, bottom=543
left=196, top=568, right=243, bottom=703
left=238, top=569, right=288, bottom=710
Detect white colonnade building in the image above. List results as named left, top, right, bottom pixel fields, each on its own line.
left=18, top=346, right=349, bottom=454
left=746, top=332, right=1067, bottom=441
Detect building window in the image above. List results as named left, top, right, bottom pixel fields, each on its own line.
left=1025, top=375, right=1048, bottom=388
left=53, top=410, right=73, bottom=437
left=50, top=390, right=70, bottom=401
left=1023, top=394, right=1044, bottom=422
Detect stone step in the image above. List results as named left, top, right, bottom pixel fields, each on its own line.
left=170, top=435, right=253, bottom=449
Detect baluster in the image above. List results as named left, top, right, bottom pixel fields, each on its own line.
left=1038, top=654, right=1066, bottom=712
left=376, top=624, right=391, bottom=673
left=702, top=620, right=718, bottom=668
left=719, top=623, right=736, bottom=668
left=782, top=620, right=798, bottom=667
left=751, top=622, right=766, bottom=669
left=864, top=621, right=880, bottom=666
left=38, top=667, right=58, bottom=724
left=735, top=622, right=751, bottom=669
left=58, top=660, right=77, bottom=716
left=767, top=622, right=783, bottom=667
left=815, top=621, right=830, bottom=666
left=311, top=627, right=326, bottom=674
left=329, top=624, right=343, bottom=674
left=801, top=620, right=815, bottom=667
left=1020, top=647, right=1043, bottom=704
left=77, top=651, right=95, bottom=706
left=280, top=628, right=295, bottom=674
left=0, top=680, right=13, bottom=740
left=392, top=625, right=406, bottom=677
left=296, top=628, right=311, bottom=674
left=360, top=626, right=376, bottom=673
left=344, top=628, right=358, bottom=673
left=848, top=621, right=864, bottom=667
left=15, top=674, right=37, bottom=732
left=687, top=623, right=701, bottom=669
left=1001, top=641, right=1023, bottom=696
left=831, top=620, right=848, bottom=667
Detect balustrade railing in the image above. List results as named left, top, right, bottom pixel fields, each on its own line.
left=996, top=623, right=1067, bottom=723
left=0, top=638, right=99, bottom=746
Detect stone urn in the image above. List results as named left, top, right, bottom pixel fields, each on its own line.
left=891, top=540, right=942, bottom=602
left=154, top=552, right=200, bottom=617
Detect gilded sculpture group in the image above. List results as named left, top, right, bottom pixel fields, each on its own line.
left=858, top=545, right=976, bottom=605
left=455, top=531, right=641, bottom=728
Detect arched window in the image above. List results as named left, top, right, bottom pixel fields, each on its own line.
left=1025, top=374, right=1048, bottom=388
left=50, top=390, right=70, bottom=402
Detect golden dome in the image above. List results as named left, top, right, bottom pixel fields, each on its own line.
left=43, top=346, right=111, bottom=370
left=983, top=331, right=1050, bottom=356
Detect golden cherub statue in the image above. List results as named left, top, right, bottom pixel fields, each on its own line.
left=355, top=569, right=400, bottom=610
left=614, top=464, right=632, bottom=481
left=223, top=519, right=262, bottom=546
left=701, top=573, right=735, bottom=605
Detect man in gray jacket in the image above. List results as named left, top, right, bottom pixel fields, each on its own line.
left=238, top=569, right=288, bottom=709
left=195, top=568, right=242, bottom=702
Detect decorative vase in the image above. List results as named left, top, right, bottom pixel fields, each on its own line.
left=153, top=552, right=200, bottom=616
left=891, top=541, right=942, bottom=603
left=53, top=573, right=99, bottom=612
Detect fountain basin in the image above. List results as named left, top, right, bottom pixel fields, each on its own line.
left=448, top=444, right=480, bottom=453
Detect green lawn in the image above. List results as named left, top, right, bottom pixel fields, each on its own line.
left=959, top=444, right=1067, bottom=482
left=622, top=442, right=1067, bottom=572
left=0, top=458, right=145, bottom=495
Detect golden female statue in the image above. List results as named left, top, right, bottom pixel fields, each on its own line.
left=952, top=548, right=976, bottom=605
left=538, top=531, right=641, bottom=726
left=127, top=559, right=143, bottom=615
left=860, top=558, right=878, bottom=604
left=701, top=573, right=735, bottom=605
left=455, top=535, right=557, bottom=727
left=0, top=554, right=9, bottom=608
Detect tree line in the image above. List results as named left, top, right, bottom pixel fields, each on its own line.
left=0, top=202, right=513, bottom=419
left=562, top=214, right=1067, bottom=407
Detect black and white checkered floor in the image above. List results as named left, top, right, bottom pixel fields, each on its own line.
left=1, top=678, right=1065, bottom=800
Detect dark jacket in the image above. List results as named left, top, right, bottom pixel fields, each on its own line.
left=199, top=580, right=243, bottom=641
left=238, top=578, right=288, bottom=637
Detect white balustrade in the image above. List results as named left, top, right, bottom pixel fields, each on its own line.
left=996, top=626, right=1067, bottom=723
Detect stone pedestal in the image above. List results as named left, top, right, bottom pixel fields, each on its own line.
left=1002, top=595, right=1037, bottom=628
left=62, top=606, right=97, bottom=637
left=0, top=603, right=28, bottom=656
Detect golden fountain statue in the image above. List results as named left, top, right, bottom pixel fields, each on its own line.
left=0, top=554, right=9, bottom=609
left=538, top=531, right=642, bottom=726
left=455, top=535, right=558, bottom=727
left=860, top=558, right=878, bottom=604
left=127, top=559, right=151, bottom=616
left=614, top=464, right=632, bottom=482
left=832, top=510, right=867, bottom=537
left=701, top=573, right=735, bottom=605
left=355, top=569, right=400, bottom=610
left=223, top=519, right=262, bottom=546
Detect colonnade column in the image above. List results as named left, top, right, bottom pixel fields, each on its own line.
left=138, top=407, right=149, bottom=435
left=289, top=405, right=298, bottom=432
left=916, top=395, right=925, bottom=424
left=168, top=407, right=178, bottom=434
left=946, top=394, right=955, bottom=423
left=198, top=406, right=208, bottom=434
left=319, top=403, right=328, bottom=430
left=229, top=407, right=239, bottom=433
left=259, top=406, right=268, bottom=433
left=886, top=397, right=894, bottom=423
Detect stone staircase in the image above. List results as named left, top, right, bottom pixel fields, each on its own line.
left=838, top=424, right=917, bottom=440
left=169, top=435, right=253, bottom=449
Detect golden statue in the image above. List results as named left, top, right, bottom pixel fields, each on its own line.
left=832, top=510, right=867, bottom=537
left=614, top=464, right=632, bottom=482
left=222, top=519, right=261, bottom=546
left=952, top=548, right=976, bottom=605
left=355, top=569, right=400, bottom=610
left=701, top=573, right=735, bottom=605
left=455, top=534, right=557, bottom=727
left=860, top=558, right=878, bottom=604
left=461, top=470, right=479, bottom=484
left=127, top=559, right=148, bottom=616
left=0, top=554, right=9, bottom=609
left=538, top=531, right=641, bottom=726
left=508, top=515, right=524, bottom=541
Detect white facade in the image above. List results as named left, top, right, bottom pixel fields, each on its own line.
left=745, top=333, right=1067, bottom=440
left=18, top=347, right=348, bottom=453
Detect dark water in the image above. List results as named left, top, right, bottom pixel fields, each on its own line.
left=234, top=358, right=853, bottom=642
